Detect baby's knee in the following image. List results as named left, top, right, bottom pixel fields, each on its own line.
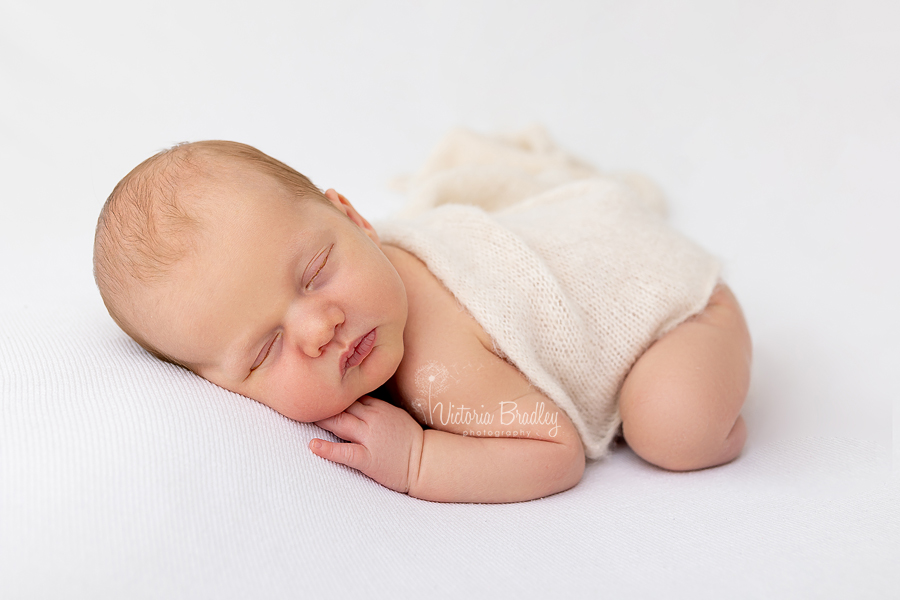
left=623, top=407, right=746, bottom=472
left=667, top=414, right=746, bottom=471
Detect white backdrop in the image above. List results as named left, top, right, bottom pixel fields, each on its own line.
left=1, top=1, right=898, bottom=598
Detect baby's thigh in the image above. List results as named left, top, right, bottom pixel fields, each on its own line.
left=618, top=285, right=751, bottom=471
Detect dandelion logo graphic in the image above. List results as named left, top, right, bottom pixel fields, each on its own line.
left=413, top=361, right=450, bottom=426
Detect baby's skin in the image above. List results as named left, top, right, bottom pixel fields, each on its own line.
left=131, top=156, right=750, bottom=503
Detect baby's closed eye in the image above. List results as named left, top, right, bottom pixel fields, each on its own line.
left=305, top=244, right=333, bottom=291
left=251, top=332, right=281, bottom=372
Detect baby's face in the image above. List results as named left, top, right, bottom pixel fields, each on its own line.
left=141, top=170, right=408, bottom=423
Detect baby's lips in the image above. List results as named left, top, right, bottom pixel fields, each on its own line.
left=341, top=328, right=377, bottom=375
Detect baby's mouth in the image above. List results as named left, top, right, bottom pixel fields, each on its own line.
left=341, top=329, right=377, bottom=376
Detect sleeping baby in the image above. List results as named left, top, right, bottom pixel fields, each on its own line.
left=93, top=127, right=751, bottom=503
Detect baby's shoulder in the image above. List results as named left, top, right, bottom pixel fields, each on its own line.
left=383, top=244, right=574, bottom=443
left=385, top=242, right=497, bottom=384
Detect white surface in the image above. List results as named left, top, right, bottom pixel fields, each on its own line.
left=1, top=1, right=897, bottom=598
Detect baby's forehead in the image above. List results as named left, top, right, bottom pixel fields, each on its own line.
left=184, top=168, right=312, bottom=244
left=157, top=154, right=273, bottom=223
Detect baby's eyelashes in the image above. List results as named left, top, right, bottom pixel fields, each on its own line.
left=304, top=244, right=333, bottom=291
left=251, top=332, right=281, bottom=372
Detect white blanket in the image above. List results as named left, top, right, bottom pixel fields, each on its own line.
left=2, top=3, right=898, bottom=596
left=379, top=128, right=720, bottom=458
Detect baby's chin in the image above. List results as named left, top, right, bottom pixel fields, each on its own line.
left=269, top=390, right=364, bottom=424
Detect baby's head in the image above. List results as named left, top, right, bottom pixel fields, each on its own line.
left=94, top=141, right=408, bottom=422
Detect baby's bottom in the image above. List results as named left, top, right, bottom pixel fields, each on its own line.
left=618, top=284, right=751, bottom=471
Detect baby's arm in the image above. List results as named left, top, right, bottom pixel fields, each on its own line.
left=311, top=394, right=585, bottom=503
left=413, top=419, right=585, bottom=502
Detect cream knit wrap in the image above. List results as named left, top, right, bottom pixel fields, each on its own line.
left=377, top=128, right=720, bottom=459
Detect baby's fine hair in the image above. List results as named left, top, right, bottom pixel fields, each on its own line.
left=93, top=140, right=324, bottom=361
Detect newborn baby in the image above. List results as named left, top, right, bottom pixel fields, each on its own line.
left=93, top=130, right=751, bottom=503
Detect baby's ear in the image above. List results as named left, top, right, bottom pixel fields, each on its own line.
left=323, top=189, right=381, bottom=247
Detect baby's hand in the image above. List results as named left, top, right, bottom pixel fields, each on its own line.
left=310, top=396, right=424, bottom=494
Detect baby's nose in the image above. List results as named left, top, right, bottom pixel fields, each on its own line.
left=299, top=305, right=344, bottom=358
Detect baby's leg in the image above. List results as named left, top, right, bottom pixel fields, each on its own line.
left=618, top=285, right=751, bottom=471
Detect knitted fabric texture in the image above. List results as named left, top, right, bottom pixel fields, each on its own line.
left=378, top=128, right=720, bottom=459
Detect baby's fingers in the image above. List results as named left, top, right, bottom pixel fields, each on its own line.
left=309, top=438, right=371, bottom=472
left=315, top=410, right=367, bottom=442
